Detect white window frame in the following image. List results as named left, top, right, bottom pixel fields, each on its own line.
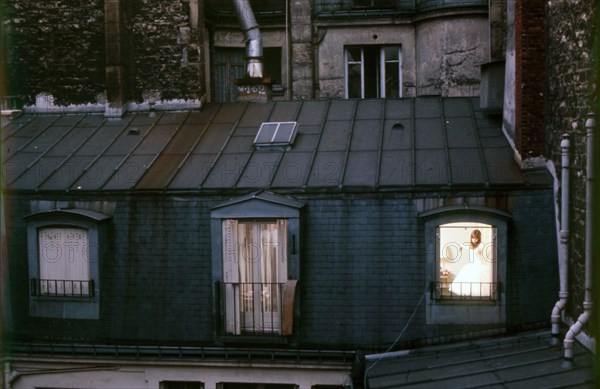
left=344, top=45, right=403, bottom=99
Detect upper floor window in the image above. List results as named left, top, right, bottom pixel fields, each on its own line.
left=434, top=222, right=497, bottom=300
left=345, top=45, right=402, bottom=99
left=25, top=208, right=109, bottom=319
left=222, top=219, right=288, bottom=335
left=211, top=191, right=304, bottom=340
left=421, top=206, right=509, bottom=325
left=34, top=226, right=92, bottom=297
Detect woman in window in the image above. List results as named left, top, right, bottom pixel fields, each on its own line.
left=449, top=229, right=492, bottom=297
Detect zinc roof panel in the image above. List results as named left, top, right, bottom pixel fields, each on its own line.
left=327, top=100, right=357, bottom=121
left=344, top=151, right=378, bottom=186
left=238, top=102, right=274, bottom=127
left=213, top=103, right=248, bottom=124
left=443, top=98, right=473, bottom=117
left=382, top=119, right=412, bottom=150
left=415, top=118, right=445, bottom=149
left=102, top=155, right=154, bottom=190
left=269, top=101, right=302, bottom=122
left=193, top=123, right=236, bottom=153
left=350, top=120, right=381, bottom=151
left=2, top=152, right=43, bottom=185
left=70, top=155, right=124, bottom=190
left=415, top=97, right=442, bottom=118
left=39, top=156, right=95, bottom=190
left=136, top=154, right=186, bottom=189
left=45, top=126, right=98, bottom=157
left=134, top=124, right=179, bottom=155
left=21, top=126, right=72, bottom=153
left=271, top=152, right=313, bottom=188
left=379, top=150, right=413, bottom=186
left=169, top=153, right=218, bottom=189
left=485, top=148, right=524, bottom=185
left=449, top=149, right=485, bottom=184
left=306, top=151, right=345, bottom=187
left=415, top=149, right=448, bottom=185
left=356, top=99, right=384, bottom=120
left=75, top=125, right=124, bottom=156
left=11, top=156, right=65, bottom=189
left=446, top=117, right=478, bottom=148
left=290, top=133, right=319, bottom=152
left=224, top=135, right=254, bottom=154
left=296, top=100, right=329, bottom=125
left=202, top=153, right=251, bottom=188
left=236, top=151, right=283, bottom=188
left=384, top=99, right=413, bottom=119
left=319, top=121, right=351, bottom=151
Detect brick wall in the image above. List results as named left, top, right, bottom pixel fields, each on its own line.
left=514, top=0, right=547, bottom=160
left=546, top=1, right=597, bottom=322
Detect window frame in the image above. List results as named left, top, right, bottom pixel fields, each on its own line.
left=421, top=206, right=509, bottom=325
left=344, top=45, right=403, bottom=99
left=25, top=209, right=109, bottom=319
left=211, top=192, right=304, bottom=342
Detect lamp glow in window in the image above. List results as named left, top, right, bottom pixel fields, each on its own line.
left=438, top=222, right=496, bottom=299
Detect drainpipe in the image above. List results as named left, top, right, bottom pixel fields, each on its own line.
left=563, top=113, right=595, bottom=363
left=551, top=134, right=570, bottom=343
left=232, top=0, right=263, bottom=78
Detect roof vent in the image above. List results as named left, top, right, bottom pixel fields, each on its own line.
left=253, top=121, right=298, bottom=149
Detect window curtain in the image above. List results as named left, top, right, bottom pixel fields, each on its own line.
left=38, top=227, right=89, bottom=295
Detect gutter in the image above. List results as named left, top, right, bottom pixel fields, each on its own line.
left=232, top=0, right=263, bottom=78
left=563, top=113, right=595, bottom=364
left=551, top=134, right=570, bottom=343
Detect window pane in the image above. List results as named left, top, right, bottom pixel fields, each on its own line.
left=383, top=46, right=399, bottom=61
left=39, top=227, right=89, bottom=282
left=346, top=47, right=362, bottom=63
left=438, top=223, right=495, bottom=298
left=348, top=63, right=362, bottom=98
left=385, top=62, right=400, bottom=98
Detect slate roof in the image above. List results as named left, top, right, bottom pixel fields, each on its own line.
left=1, top=98, right=547, bottom=193
left=365, top=330, right=595, bottom=389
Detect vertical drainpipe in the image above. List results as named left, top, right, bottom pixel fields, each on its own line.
left=551, top=134, right=570, bottom=343
left=563, top=113, right=595, bottom=364
left=232, top=0, right=263, bottom=78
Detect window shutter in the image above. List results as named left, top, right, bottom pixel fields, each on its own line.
left=222, top=219, right=240, bottom=334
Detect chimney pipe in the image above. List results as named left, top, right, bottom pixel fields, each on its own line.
left=233, top=0, right=263, bottom=78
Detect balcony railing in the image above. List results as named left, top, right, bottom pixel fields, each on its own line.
left=31, top=278, right=94, bottom=298
left=220, top=282, right=285, bottom=335
left=430, top=281, right=499, bottom=301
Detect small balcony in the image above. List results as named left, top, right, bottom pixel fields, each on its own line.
left=430, top=281, right=500, bottom=301
left=30, top=278, right=94, bottom=298
left=220, top=282, right=286, bottom=335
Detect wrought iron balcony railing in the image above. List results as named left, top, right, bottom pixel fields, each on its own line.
left=220, top=282, right=285, bottom=335
left=430, top=281, right=500, bottom=301
left=31, top=278, right=94, bottom=298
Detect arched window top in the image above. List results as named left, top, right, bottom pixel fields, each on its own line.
left=418, top=205, right=512, bottom=221
left=24, top=208, right=111, bottom=223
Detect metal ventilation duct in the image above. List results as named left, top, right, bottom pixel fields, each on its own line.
left=233, top=0, right=263, bottom=78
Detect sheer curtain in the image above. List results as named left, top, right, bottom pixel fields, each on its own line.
left=38, top=227, right=89, bottom=295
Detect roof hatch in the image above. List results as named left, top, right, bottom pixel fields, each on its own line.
left=253, top=121, right=298, bottom=149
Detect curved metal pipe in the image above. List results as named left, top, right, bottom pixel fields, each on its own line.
left=563, top=113, right=595, bottom=364
left=551, top=134, right=570, bottom=342
left=233, top=0, right=263, bottom=78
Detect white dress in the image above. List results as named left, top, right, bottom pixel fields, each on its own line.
left=449, top=244, right=492, bottom=297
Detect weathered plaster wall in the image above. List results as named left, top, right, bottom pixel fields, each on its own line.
left=415, top=15, right=489, bottom=97
left=317, top=25, right=417, bottom=99
left=546, top=0, right=597, bottom=324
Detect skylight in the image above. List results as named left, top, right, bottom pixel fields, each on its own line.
left=253, top=121, right=298, bottom=149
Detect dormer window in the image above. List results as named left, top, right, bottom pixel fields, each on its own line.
left=25, top=208, right=109, bottom=319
